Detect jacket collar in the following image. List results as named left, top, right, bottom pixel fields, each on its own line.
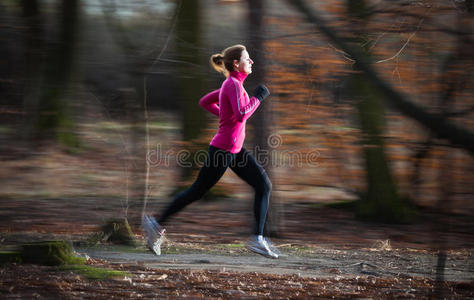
left=229, top=71, right=248, bottom=82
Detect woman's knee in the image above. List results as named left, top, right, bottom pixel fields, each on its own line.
left=265, top=176, right=272, bottom=192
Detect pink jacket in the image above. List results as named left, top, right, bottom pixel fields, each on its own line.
left=199, top=71, right=261, bottom=153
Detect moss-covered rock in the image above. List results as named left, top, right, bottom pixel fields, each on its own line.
left=0, top=251, right=22, bottom=265
left=100, top=218, right=136, bottom=246
left=59, top=265, right=131, bottom=280
left=21, top=241, right=85, bottom=266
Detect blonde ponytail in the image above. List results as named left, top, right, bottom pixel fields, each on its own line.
left=210, top=53, right=225, bottom=74
left=209, top=44, right=246, bottom=77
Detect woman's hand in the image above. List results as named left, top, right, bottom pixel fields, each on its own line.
left=254, top=84, right=270, bottom=102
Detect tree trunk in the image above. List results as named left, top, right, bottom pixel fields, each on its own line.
left=175, top=0, right=206, bottom=180
left=347, top=0, right=413, bottom=223
left=21, top=0, right=43, bottom=147
left=433, top=3, right=472, bottom=295
left=36, top=0, right=80, bottom=150
left=247, top=0, right=282, bottom=236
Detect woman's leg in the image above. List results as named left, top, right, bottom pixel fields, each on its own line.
left=157, top=146, right=234, bottom=224
left=230, top=148, right=272, bottom=236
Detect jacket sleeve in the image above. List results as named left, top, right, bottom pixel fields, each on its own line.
left=199, top=89, right=220, bottom=116
left=225, top=80, right=261, bottom=122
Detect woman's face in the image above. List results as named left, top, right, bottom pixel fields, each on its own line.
left=235, top=50, right=253, bottom=74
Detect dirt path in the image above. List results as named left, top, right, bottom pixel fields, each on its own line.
left=1, top=231, right=472, bottom=298
left=77, top=245, right=473, bottom=283
left=1, top=198, right=472, bottom=298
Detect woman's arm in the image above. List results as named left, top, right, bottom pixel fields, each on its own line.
left=226, top=80, right=260, bottom=122
left=199, top=89, right=220, bottom=116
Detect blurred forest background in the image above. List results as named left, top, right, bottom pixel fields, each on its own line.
left=0, top=0, right=472, bottom=246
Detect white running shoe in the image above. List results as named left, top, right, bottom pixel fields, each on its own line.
left=142, top=215, right=166, bottom=255
left=247, top=236, right=279, bottom=259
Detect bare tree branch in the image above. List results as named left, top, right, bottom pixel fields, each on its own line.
left=375, top=7, right=430, bottom=64
left=287, top=0, right=474, bottom=156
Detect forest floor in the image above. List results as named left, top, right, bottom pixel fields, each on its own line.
left=0, top=197, right=473, bottom=299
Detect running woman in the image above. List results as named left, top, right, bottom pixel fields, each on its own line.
left=143, top=44, right=279, bottom=258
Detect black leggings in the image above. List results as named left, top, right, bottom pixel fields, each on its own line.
left=157, top=145, right=272, bottom=236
